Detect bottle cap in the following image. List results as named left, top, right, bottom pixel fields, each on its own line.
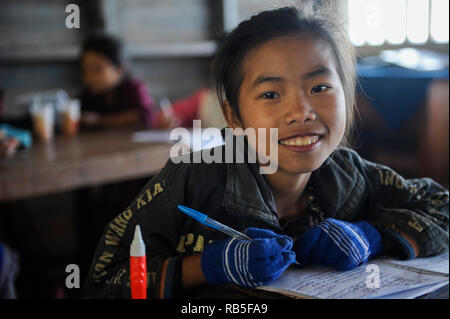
left=130, top=225, right=145, bottom=257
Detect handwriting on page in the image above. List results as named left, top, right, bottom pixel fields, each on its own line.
left=259, top=259, right=448, bottom=299
left=378, top=252, right=449, bottom=275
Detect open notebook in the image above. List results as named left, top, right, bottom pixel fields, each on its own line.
left=257, top=252, right=449, bottom=299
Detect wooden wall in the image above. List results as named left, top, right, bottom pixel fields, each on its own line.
left=109, top=0, right=212, bottom=43
left=3, top=0, right=445, bottom=118
left=0, top=0, right=84, bottom=51
left=0, top=0, right=305, bottom=119
left=0, top=0, right=215, bottom=118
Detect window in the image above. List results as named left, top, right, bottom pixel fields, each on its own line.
left=348, top=0, right=449, bottom=46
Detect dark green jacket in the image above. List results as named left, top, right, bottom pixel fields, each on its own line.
left=84, top=145, right=449, bottom=298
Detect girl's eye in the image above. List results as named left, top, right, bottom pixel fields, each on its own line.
left=259, top=92, right=280, bottom=99
left=311, top=84, right=330, bottom=94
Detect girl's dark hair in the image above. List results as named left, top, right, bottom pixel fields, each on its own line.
left=213, top=4, right=357, bottom=146
left=81, top=32, right=126, bottom=68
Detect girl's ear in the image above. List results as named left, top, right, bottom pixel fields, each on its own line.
left=222, top=100, right=241, bottom=129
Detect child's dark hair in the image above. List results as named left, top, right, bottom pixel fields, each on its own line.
left=81, top=32, right=126, bottom=68
left=213, top=5, right=357, bottom=146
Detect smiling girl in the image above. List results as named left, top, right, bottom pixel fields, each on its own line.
left=85, top=6, right=448, bottom=298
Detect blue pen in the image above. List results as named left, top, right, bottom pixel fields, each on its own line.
left=177, top=205, right=252, bottom=241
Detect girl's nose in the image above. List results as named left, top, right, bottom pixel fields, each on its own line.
left=283, top=92, right=317, bottom=125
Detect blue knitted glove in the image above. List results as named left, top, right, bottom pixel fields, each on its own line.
left=293, top=218, right=382, bottom=271
left=201, top=228, right=296, bottom=287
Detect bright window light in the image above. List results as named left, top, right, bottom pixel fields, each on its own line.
left=386, top=0, right=407, bottom=45
left=407, top=0, right=429, bottom=44
left=430, top=0, right=449, bottom=43
left=364, top=0, right=386, bottom=46
left=348, top=0, right=366, bottom=46
left=348, top=0, right=448, bottom=46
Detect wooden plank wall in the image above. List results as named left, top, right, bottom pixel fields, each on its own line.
left=0, top=0, right=84, bottom=51
left=111, top=0, right=211, bottom=44
left=0, top=0, right=349, bottom=118
left=0, top=0, right=217, bottom=118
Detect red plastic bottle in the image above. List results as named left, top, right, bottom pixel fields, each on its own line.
left=130, top=225, right=147, bottom=299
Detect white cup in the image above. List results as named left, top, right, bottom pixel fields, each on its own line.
left=58, top=99, right=80, bottom=136
left=30, top=102, right=55, bottom=142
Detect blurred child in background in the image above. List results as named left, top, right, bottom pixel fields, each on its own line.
left=79, top=33, right=156, bottom=128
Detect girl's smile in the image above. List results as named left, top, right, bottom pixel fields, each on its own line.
left=279, top=133, right=324, bottom=153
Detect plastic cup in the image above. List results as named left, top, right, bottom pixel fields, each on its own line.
left=59, top=99, right=80, bottom=137
left=30, top=103, right=55, bottom=142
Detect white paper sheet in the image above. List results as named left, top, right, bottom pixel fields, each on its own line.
left=257, top=253, right=449, bottom=299
left=377, top=251, right=449, bottom=276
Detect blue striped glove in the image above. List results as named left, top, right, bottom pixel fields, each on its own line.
left=293, top=218, right=382, bottom=271
left=201, top=228, right=296, bottom=287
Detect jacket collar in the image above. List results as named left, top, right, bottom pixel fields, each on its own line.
left=221, top=138, right=366, bottom=224
left=220, top=130, right=281, bottom=228
left=306, top=149, right=367, bottom=220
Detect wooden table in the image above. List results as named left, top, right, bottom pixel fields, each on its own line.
left=0, top=127, right=173, bottom=202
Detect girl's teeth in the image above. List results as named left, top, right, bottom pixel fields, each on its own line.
left=281, top=135, right=319, bottom=146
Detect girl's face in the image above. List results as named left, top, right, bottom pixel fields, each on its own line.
left=227, top=35, right=346, bottom=175
left=81, top=51, right=123, bottom=94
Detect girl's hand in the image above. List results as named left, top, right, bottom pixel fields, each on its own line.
left=201, top=227, right=296, bottom=287
left=293, top=218, right=382, bottom=271
left=154, top=111, right=181, bottom=129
